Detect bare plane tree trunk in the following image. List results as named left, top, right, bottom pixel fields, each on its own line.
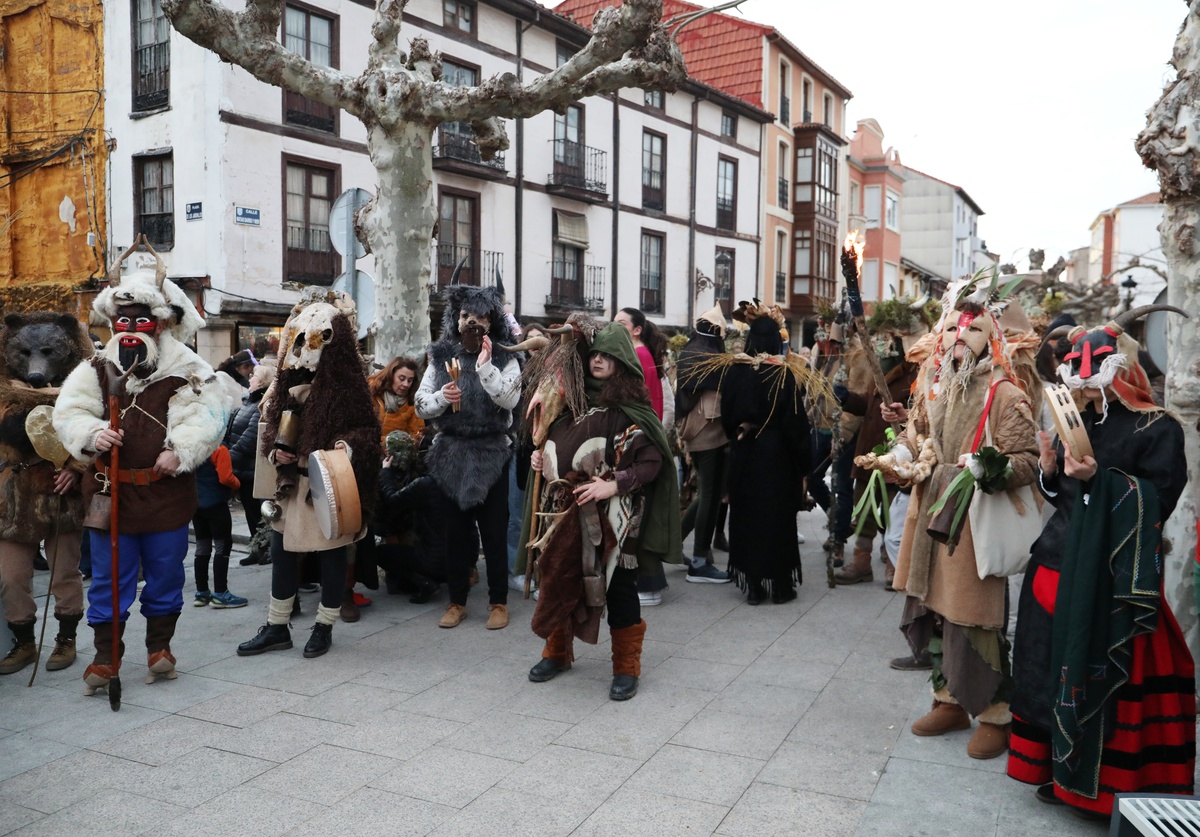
left=161, top=0, right=717, bottom=359
left=1137, top=1, right=1200, bottom=659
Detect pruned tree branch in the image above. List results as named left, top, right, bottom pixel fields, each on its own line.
left=163, top=0, right=366, bottom=116
left=1137, top=1, right=1200, bottom=199
left=369, top=0, right=407, bottom=70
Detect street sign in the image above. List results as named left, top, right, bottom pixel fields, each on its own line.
left=186, top=202, right=202, bottom=221
left=234, top=206, right=261, bottom=227
left=333, top=269, right=376, bottom=340
left=330, top=188, right=372, bottom=258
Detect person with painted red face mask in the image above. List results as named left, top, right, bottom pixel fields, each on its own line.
left=53, top=243, right=229, bottom=701
left=1007, top=305, right=1194, bottom=819
left=857, top=276, right=1040, bottom=761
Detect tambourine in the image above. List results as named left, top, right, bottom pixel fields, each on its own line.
left=1044, top=384, right=1093, bottom=460
left=309, top=448, right=362, bottom=540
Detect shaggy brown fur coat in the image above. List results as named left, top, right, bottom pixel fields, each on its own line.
left=0, top=313, right=91, bottom=542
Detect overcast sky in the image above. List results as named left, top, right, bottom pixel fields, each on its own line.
left=699, top=0, right=1183, bottom=269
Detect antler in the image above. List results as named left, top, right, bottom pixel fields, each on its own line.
left=140, top=236, right=168, bottom=290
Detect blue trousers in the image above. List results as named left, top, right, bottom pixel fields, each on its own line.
left=86, top=526, right=190, bottom=624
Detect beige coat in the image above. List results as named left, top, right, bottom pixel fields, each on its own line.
left=891, top=362, right=1039, bottom=630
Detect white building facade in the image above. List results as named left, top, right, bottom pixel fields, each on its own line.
left=1086, top=194, right=1165, bottom=309
left=898, top=167, right=989, bottom=285
left=105, top=0, right=768, bottom=364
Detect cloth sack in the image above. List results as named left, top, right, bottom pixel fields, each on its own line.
left=969, top=382, right=1041, bottom=579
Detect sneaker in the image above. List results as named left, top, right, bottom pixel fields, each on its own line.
left=209, top=590, right=248, bottom=609
left=686, top=564, right=731, bottom=584
left=194, top=591, right=212, bottom=607
left=352, top=592, right=372, bottom=607
left=796, top=532, right=806, bottom=544
left=638, top=591, right=662, bottom=607
left=508, top=574, right=526, bottom=592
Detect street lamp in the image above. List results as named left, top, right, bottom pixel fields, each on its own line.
left=1121, top=274, right=1138, bottom=312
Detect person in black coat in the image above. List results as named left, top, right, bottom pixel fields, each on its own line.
left=227, top=364, right=274, bottom=564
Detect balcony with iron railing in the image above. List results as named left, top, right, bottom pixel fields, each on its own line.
left=775, top=271, right=787, bottom=303
left=777, top=177, right=789, bottom=208
left=284, top=89, right=336, bottom=134
left=286, top=224, right=338, bottom=285
left=433, top=126, right=507, bottom=180
left=436, top=243, right=502, bottom=289
left=802, top=108, right=812, bottom=123
left=133, top=42, right=170, bottom=112
left=546, top=263, right=605, bottom=311
left=547, top=139, right=608, bottom=202
left=716, top=198, right=736, bottom=231
left=779, top=95, right=790, bottom=125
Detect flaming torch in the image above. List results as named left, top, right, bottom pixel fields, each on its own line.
left=839, top=232, right=900, bottom=435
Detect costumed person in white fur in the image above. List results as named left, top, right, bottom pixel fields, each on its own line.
left=415, top=283, right=521, bottom=630
left=857, top=271, right=1040, bottom=760
left=53, top=238, right=229, bottom=697
left=236, top=290, right=380, bottom=659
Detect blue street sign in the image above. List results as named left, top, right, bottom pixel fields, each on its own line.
left=234, top=206, right=261, bottom=227
left=186, top=202, right=202, bottom=221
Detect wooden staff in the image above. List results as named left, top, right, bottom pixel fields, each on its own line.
left=840, top=238, right=900, bottom=436
left=107, top=381, right=123, bottom=711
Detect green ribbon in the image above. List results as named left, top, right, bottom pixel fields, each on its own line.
left=852, top=468, right=891, bottom=537
left=927, top=467, right=976, bottom=553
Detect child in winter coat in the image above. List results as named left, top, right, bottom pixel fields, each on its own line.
left=193, top=445, right=248, bottom=608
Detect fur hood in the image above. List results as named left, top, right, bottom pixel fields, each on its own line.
left=95, top=270, right=206, bottom=343
left=434, top=285, right=515, bottom=351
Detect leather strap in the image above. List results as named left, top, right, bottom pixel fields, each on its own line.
left=971, top=379, right=1012, bottom=453
left=97, top=462, right=162, bottom=486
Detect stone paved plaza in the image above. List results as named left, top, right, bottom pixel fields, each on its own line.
left=0, top=509, right=1109, bottom=837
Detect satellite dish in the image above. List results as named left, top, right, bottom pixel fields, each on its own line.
left=329, top=188, right=372, bottom=259
left=333, top=270, right=375, bottom=340
left=1144, top=287, right=1170, bottom=375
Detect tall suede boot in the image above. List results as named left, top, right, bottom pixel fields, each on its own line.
left=145, top=613, right=180, bottom=684
left=84, top=621, right=126, bottom=695
left=609, top=619, right=646, bottom=701
left=528, top=623, right=575, bottom=682
left=47, top=613, right=82, bottom=671
left=0, top=620, right=37, bottom=675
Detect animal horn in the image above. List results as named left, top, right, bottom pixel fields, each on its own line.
left=544, top=324, right=576, bottom=335
left=139, top=235, right=168, bottom=290
left=497, top=335, right=550, bottom=353
left=909, top=293, right=930, bottom=310
left=449, top=255, right=468, bottom=286
left=1038, top=324, right=1074, bottom=352
left=1109, top=304, right=1189, bottom=334
left=107, top=239, right=141, bottom=286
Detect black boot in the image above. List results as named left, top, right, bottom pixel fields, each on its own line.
left=237, top=623, right=293, bottom=656
left=771, top=580, right=797, bottom=604
left=609, top=674, right=639, bottom=701
left=746, top=580, right=766, bottom=606
left=303, top=623, right=333, bottom=658
left=0, top=620, right=37, bottom=675
left=408, top=575, right=438, bottom=605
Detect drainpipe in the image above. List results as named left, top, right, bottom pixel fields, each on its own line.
left=755, top=120, right=763, bottom=300
left=686, top=96, right=699, bottom=330
left=610, top=93, right=619, bottom=317
left=514, top=19, right=530, bottom=318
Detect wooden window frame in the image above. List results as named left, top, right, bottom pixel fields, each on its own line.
left=443, top=0, right=477, bottom=37
left=642, top=130, right=666, bottom=212
left=639, top=230, right=665, bottom=314
left=281, top=2, right=340, bottom=136
left=133, top=151, right=174, bottom=249
left=436, top=185, right=481, bottom=287
left=716, top=156, right=738, bottom=231
left=131, top=0, right=170, bottom=112
left=281, top=153, right=341, bottom=286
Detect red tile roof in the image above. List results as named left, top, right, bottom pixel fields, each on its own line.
left=1119, top=191, right=1162, bottom=207
left=554, top=0, right=770, bottom=108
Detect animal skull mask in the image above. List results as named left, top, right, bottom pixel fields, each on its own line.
left=281, top=302, right=340, bottom=372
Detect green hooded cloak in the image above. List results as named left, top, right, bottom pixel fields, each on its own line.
left=516, top=322, right=683, bottom=578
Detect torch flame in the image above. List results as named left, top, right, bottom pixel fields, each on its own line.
left=842, top=231, right=865, bottom=278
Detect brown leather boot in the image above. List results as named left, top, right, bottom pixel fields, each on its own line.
left=911, top=700, right=971, bottom=736
left=833, top=547, right=874, bottom=585
left=610, top=619, right=646, bottom=700
left=47, top=613, right=82, bottom=671
left=0, top=620, right=37, bottom=675
left=145, top=614, right=179, bottom=684
left=967, top=722, right=1011, bottom=759
left=84, top=622, right=126, bottom=695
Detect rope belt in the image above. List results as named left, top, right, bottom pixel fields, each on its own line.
left=96, top=463, right=162, bottom=487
